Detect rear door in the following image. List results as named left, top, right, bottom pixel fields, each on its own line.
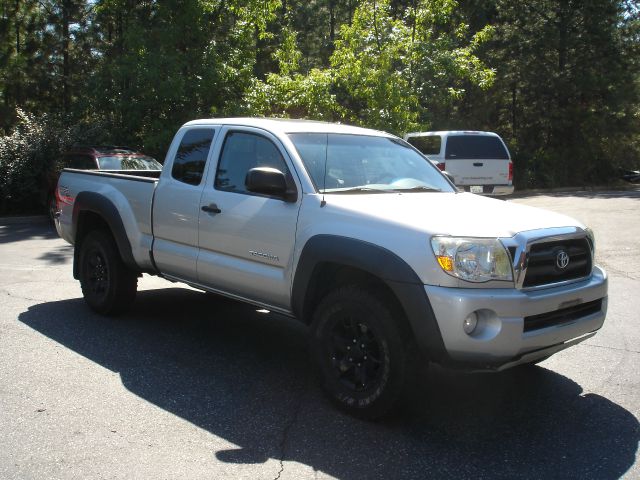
left=442, top=134, right=511, bottom=190
left=152, top=127, right=217, bottom=280
left=197, top=126, right=301, bottom=310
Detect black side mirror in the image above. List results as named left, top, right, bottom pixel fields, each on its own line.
left=245, top=167, right=296, bottom=202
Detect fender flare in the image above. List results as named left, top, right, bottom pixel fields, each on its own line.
left=291, top=235, right=448, bottom=361
left=71, top=191, right=139, bottom=278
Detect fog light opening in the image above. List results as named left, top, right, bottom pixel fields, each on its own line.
left=463, top=312, right=478, bottom=335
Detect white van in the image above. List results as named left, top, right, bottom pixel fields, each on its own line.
left=404, top=131, right=514, bottom=196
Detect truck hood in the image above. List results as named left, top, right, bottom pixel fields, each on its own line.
left=324, top=191, right=583, bottom=238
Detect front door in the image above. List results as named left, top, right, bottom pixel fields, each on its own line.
left=197, top=127, right=301, bottom=310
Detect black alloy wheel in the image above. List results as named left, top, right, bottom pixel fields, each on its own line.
left=311, top=285, right=414, bottom=419
left=328, top=315, right=385, bottom=393
left=84, top=249, right=109, bottom=298
left=79, top=230, right=137, bottom=315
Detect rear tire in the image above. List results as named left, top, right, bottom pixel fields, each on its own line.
left=47, top=195, right=57, bottom=225
left=79, top=230, right=137, bottom=315
left=310, top=285, right=413, bottom=419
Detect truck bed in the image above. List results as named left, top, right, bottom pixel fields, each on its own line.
left=55, top=168, right=161, bottom=272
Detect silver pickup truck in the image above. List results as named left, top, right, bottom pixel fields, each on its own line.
left=54, top=118, right=608, bottom=418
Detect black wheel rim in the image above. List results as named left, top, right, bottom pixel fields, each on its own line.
left=86, top=249, right=109, bottom=297
left=327, top=315, right=384, bottom=392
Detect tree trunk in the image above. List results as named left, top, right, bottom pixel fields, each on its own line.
left=62, top=0, right=70, bottom=113
left=329, top=0, right=335, bottom=44
left=511, top=81, right=517, bottom=136
left=14, top=0, right=21, bottom=105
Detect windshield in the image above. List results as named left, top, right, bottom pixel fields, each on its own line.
left=97, top=155, right=162, bottom=170
left=288, top=133, right=453, bottom=193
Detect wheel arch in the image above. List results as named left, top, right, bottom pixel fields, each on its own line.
left=72, top=192, right=139, bottom=279
left=291, top=235, right=448, bottom=362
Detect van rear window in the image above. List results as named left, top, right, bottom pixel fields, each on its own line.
left=445, top=135, right=509, bottom=160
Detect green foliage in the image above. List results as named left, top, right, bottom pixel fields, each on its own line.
left=0, top=110, right=83, bottom=214
left=451, top=0, right=640, bottom=188
left=1, top=0, right=639, bottom=213
left=246, top=0, right=494, bottom=135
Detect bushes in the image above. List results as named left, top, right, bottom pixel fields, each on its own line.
left=0, top=109, right=110, bottom=215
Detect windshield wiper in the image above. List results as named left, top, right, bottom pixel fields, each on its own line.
left=389, top=186, right=442, bottom=193
left=325, top=186, right=391, bottom=194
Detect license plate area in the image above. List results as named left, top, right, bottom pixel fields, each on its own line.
left=470, top=185, right=483, bottom=194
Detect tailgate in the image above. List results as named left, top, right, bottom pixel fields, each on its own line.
left=443, top=134, right=511, bottom=187
left=445, top=158, right=510, bottom=186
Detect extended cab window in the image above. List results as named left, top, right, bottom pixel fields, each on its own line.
left=215, top=131, right=289, bottom=194
left=445, top=135, right=509, bottom=160
left=171, top=128, right=215, bottom=185
left=407, top=135, right=441, bottom=156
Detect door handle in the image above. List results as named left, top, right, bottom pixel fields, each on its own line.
left=201, top=204, right=222, bottom=214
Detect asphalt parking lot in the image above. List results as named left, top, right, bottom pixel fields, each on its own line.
left=1, top=190, right=639, bottom=480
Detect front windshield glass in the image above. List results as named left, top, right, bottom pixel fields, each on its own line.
left=98, top=155, right=162, bottom=170
left=288, top=133, right=453, bottom=193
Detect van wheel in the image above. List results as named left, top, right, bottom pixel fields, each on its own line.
left=79, top=230, right=137, bottom=315
left=310, top=285, right=412, bottom=419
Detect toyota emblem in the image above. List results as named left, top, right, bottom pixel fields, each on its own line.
left=556, top=250, right=570, bottom=270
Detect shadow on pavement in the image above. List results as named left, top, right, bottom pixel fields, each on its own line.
left=19, top=288, right=640, bottom=480
left=0, top=223, right=58, bottom=244
left=36, top=244, right=74, bottom=265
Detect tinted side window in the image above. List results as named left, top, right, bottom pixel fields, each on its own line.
left=215, top=132, right=289, bottom=194
left=407, top=136, right=441, bottom=155
left=70, top=155, right=96, bottom=169
left=445, top=135, right=509, bottom=160
left=171, top=129, right=215, bottom=185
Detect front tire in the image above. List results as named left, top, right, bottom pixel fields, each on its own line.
left=79, top=230, right=138, bottom=315
left=310, top=285, right=413, bottom=419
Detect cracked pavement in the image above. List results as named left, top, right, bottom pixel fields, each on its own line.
left=1, top=190, right=639, bottom=479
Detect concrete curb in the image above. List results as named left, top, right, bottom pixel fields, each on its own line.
left=0, top=215, right=50, bottom=226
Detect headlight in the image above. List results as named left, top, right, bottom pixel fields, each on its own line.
left=431, top=236, right=513, bottom=283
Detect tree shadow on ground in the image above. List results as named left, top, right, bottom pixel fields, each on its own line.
left=19, top=288, right=640, bottom=480
left=0, top=223, right=57, bottom=244
left=36, top=243, right=73, bottom=265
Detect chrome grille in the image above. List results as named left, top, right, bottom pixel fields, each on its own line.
left=522, top=237, right=592, bottom=288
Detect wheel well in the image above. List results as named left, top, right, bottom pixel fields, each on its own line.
left=76, top=211, right=111, bottom=247
left=302, top=263, right=407, bottom=327
left=72, top=211, right=113, bottom=279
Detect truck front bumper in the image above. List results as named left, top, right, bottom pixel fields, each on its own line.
left=424, top=266, right=607, bottom=369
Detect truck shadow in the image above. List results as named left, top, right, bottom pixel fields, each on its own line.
left=18, top=288, right=639, bottom=480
